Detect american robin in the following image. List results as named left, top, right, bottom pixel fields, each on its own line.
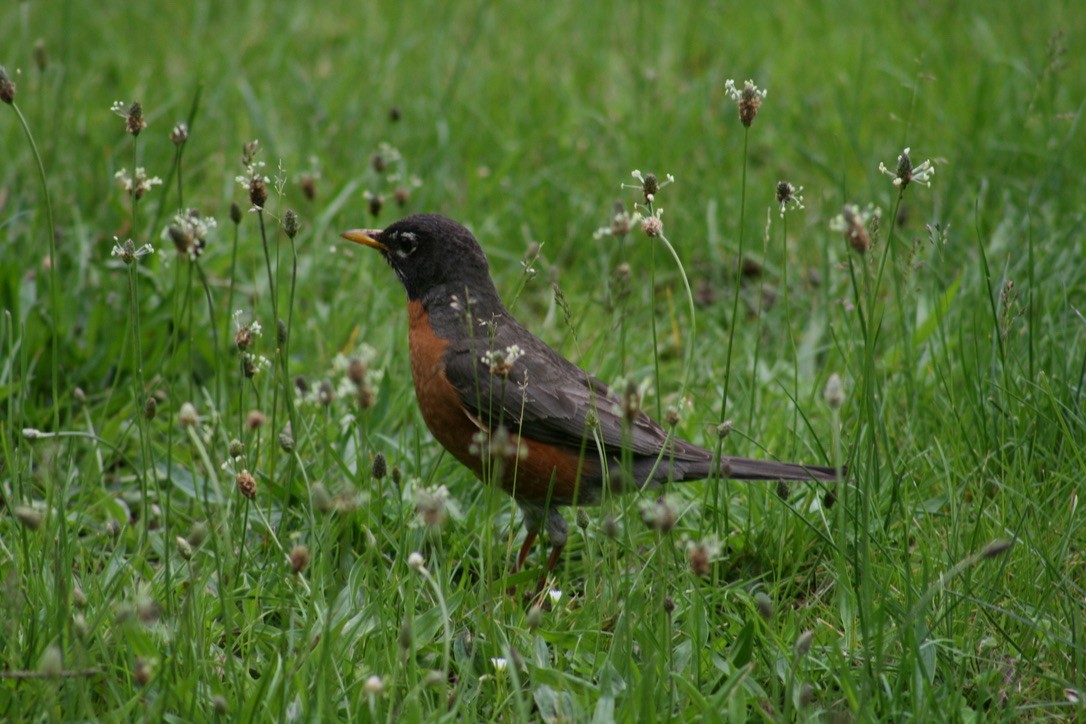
left=342, top=214, right=841, bottom=575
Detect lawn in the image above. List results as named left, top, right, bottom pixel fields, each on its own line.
left=1, top=0, right=1084, bottom=720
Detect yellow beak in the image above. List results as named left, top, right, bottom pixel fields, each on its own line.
left=340, top=228, right=386, bottom=252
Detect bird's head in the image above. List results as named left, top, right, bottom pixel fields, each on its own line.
left=341, top=213, right=496, bottom=302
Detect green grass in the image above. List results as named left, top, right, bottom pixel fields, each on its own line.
left=2, top=0, right=1084, bottom=719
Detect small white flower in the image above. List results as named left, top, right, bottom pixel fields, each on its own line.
left=724, top=78, right=767, bottom=102
left=490, top=657, right=508, bottom=672
left=879, top=147, right=935, bottom=189
left=639, top=495, right=679, bottom=532
left=179, top=402, right=199, bottom=428
left=167, top=209, right=217, bottom=243
left=547, top=589, right=563, bottom=604
left=775, top=181, right=805, bottom=218
left=830, top=203, right=881, bottom=254
left=824, top=373, right=845, bottom=409
left=242, top=353, right=272, bottom=377
left=364, top=675, right=385, bottom=695
left=110, top=237, right=155, bottom=264
left=232, top=310, right=263, bottom=337
left=829, top=204, right=880, bottom=233
left=371, top=141, right=403, bottom=169
left=594, top=203, right=635, bottom=239
left=624, top=169, right=675, bottom=205
left=235, top=172, right=270, bottom=188
left=685, top=537, right=722, bottom=558
left=481, top=345, right=525, bottom=377
left=415, top=484, right=457, bottom=527
left=170, top=123, right=188, bottom=144
left=638, top=209, right=664, bottom=238
left=115, top=167, right=163, bottom=200
left=220, top=455, right=245, bottom=474
left=724, top=79, right=767, bottom=126
left=407, top=551, right=425, bottom=570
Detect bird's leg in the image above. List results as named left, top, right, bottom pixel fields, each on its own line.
left=505, top=530, right=538, bottom=598
left=527, top=542, right=566, bottom=605
left=513, top=530, right=538, bottom=573
left=512, top=505, right=567, bottom=601
left=544, top=543, right=565, bottom=574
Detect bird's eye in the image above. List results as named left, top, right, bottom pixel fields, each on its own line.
left=398, top=232, right=418, bottom=256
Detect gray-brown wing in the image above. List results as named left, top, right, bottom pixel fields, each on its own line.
left=440, top=314, right=705, bottom=461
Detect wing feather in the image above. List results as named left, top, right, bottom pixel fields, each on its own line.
left=440, top=313, right=706, bottom=462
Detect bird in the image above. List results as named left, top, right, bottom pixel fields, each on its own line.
left=341, top=214, right=842, bottom=578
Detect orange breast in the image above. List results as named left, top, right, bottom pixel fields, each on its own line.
left=408, top=300, right=484, bottom=477
left=406, top=300, right=599, bottom=504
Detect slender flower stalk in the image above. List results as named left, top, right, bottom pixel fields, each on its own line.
left=224, top=202, right=243, bottom=372
left=4, top=67, right=60, bottom=432
left=6, top=67, right=70, bottom=650
left=171, top=122, right=189, bottom=209
left=654, top=228, right=697, bottom=399
left=280, top=209, right=302, bottom=459
left=717, top=125, right=750, bottom=496
left=112, top=100, right=162, bottom=549
left=617, top=171, right=693, bottom=412
left=746, top=209, right=770, bottom=434
left=875, top=147, right=935, bottom=404
left=715, top=77, right=766, bottom=534
left=595, top=203, right=634, bottom=374
left=120, top=241, right=155, bottom=543
left=237, top=141, right=288, bottom=498
left=776, top=181, right=804, bottom=453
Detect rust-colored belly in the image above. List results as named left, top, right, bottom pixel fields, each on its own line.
left=407, top=300, right=598, bottom=505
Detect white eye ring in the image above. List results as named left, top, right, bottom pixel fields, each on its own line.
left=398, top=231, right=418, bottom=256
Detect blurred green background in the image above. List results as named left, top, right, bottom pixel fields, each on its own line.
left=1, top=0, right=1083, bottom=719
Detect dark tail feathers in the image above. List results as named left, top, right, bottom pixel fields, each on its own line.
left=687, top=456, right=842, bottom=482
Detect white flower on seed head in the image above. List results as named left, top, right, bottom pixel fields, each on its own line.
left=232, top=310, right=263, bottom=351
left=624, top=169, right=675, bottom=204
left=724, top=78, right=767, bottom=102
left=110, top=100, right=127, bottom=115
left=481, top=345, right=524, bottom=377
left=164, top=209, right=217, bottom=260
left=830, top=203, right=881, bottom=254
left=415, top=484, right=456, bottom=527
left=775, top=181, right=805, bottom=218
left=879, top=147, right=935, bottom=189
left=179, top=402, right=199, bottom=427
left=686, top=537, right=722, bottom=576
left=363, top=675, right=384, bottom=695
left=170, top=209, right=217, bottom=238
left=724, top=79, right=767, bottom=127
left=407, top=551, right=425, bottom=570
left=235, top=172, right=270, bottom=187
left=242, top=353, right=272, bottom=377
left=632, top=207, right=665, bottom=238
left=110, top=237, right=155, bottom=264
left=220, top=455, right=247, bottom=476
left=639, top=495, right=679, bottom=533
left=824, top=373, right=845, bottom=408
left=470, top=426, right=526, bottom=461
left=594, top=201, right=636, bottom=239
left=371, top=141, right=403, bottom=171
left=115, top=167, right=163, bottom=200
